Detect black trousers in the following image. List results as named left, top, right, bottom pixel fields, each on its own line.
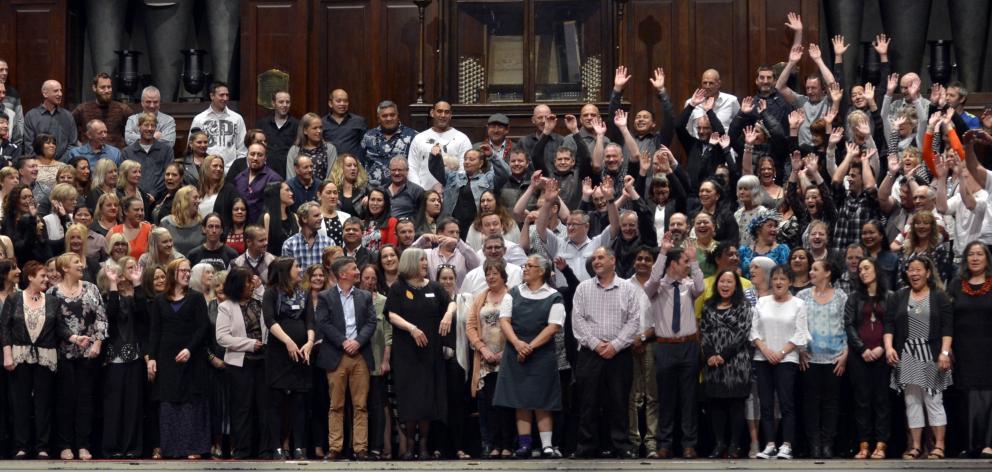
left=801, top=363, right=841, bottom=448
left=755, top=360, right=798, bottom=444
left=226, top=358, right=270, bottom=459
left=575, top=348, right=633, bottom=455
left=143, top=376, right=160, bottom=455
left=9, top=363, right=55, bottom=452
left=102, top=361, right=144, bottom=456
left=307, top=364, right=329, bottom=452
left=431, top=359, right=467, bottom=456
left=478, top=372, right=515, bottom=451
left=56, top=357, right=99, bottom=450
left=654, top=341, right=701, bottom=449
left=709, top=397, right=745, bottom=450
left=367, top=375, right=388, bottom=453
left=268, top=388, right=306, bottom=451
left=966, top=389, right=992, bottom=451
left=847, top=354, right=891, bottom=444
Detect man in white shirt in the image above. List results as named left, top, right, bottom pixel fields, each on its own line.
left=124, top=86, right=176, bottom=147
left=461, top=235, right=523, bottom=295
left=961, top=130, right=992, bottom=248
left=474, top=212, right=528, bottom=267
left=536, top=178, right=619, bottom=284
left=190, top=81, right=247, bottom=172
left=407, top=100, right=471, bottom=192
left=682, top=69, right=739, bottom=139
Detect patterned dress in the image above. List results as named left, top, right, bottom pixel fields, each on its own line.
left=700, top=304, right=753, bottom=398
left=891, top=293, right=952, bottom=394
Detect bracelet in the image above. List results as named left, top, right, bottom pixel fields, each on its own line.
left=743, top=144, right=754, bottom=152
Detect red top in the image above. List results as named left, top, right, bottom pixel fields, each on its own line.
left=109, top=222, right=153, bottom=260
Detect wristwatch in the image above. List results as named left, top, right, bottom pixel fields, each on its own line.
left=941, top=350, right=951, bottom=357
left=640, top=334, right=647, bottom=343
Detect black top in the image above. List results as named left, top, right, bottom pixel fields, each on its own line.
left=322, top=112, right=368, bottom=160
left=104, top=291, right=144, bottom=363
left=844, top=290, right=891, bottom=356
left=883, top=287, right=953, bottom=361
left=947, top=279, right=992, bottom=389
left=148, top=291, right=210, bottom=402
left=0, top=292, right=61, bottom=350
left=187, top=244, right=240, bottom=271
left=257, top=114, right=299, bottom=177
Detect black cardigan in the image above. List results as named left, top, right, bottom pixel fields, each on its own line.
left=0, top=292, right=63, bottom=352
left=148, top=291, right=211, bottom=402
left=883, top=287, right=953, bottom=360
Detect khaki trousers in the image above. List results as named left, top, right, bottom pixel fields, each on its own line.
left=327, top=354, right=370, bottom=453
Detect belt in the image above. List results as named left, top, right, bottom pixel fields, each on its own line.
left=655, top=332, right=699, bottom=344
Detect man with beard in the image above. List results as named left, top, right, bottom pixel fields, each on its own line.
left=234, top=142, right=282, bottom=224
left=255, top=90, right=298, bottom=176
left=24, top=80, right=76, bottom=161
left=473, top=113, right=513, bottom=162
left=361, top=100, right=417, bottom=188
left=71, top=73, right=132, bottom=148
left=408, top=100, right=472, bottom=192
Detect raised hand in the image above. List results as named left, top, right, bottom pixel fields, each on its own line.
left=856, top=120, right=871, bottom=137
left=743, top=125, right=759, bottom=145
left=655, top=148, right=673, bottom=174
left=543, top=113, right=558, bottom=135
left=824, top=106, right=838, bottom=126
left=873, top=33, right=890, bottom=57
left=808, top=43, right=822, bottom=61
left=928, top=110, right=943, bottom=129
left=831, top=35, right=849, bottom=56
left=788, top=44, right=804, bottom=64
left=788, top=109, right=806, bottom=129
left=757, top=98, right=767, bottom=113
left=639, top=151, right=652, bottom=174
left=709, top=132, right=721, bottom=146
left=592, top=116, right=607, bottom=136
left=893, top=114, right=907, bottom=130
left=553, top=256, right=567, bottom=271
left=581, top=176, right=594, bottom=199
left=703, top=96, right=716, bottom=112
left=828, top=127, right=844, bottom=146
left=660, top=231, right=674, bottom=254
left=740, top=96, right=754, bottom=114
left=718, top=133, right=730, bottom=149
left=690, top=88, right=707, bottom=107
left=929, top=83, right=944, bottom=105
left=886, top=73, right=900, bottom=96
left=942, top=108, right=955, bottom=127
left=887, top=153, right=900, bottom=175
left=613, top=109, right=629, bottom=129
left=790, top=150, right=803, bottom=174
left=829, top=82, right=843, bottom=103
left=683, top=237, right=697, bottom=257
left=649, top=67, right=666, bottom=92
left=544, top=177, right=560, bottom=200
left=613, top=65, right=631, bottom=91
left=803, top=153, right=820, bottom=176
left=564, top=114, right=579, bottom=134
left=907, top=77, right=921, bottom=98
left=934, top=151, right=948, bottom=179
left=863, top=82, right=876, bottom=103
left=784, top=12, right=803, bottom=32
left=845, top=142, right=861, bottom=162
left=599, top=175, right=615, bottom=197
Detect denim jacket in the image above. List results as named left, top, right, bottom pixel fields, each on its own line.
left=429, top=152, right=510, bottom=217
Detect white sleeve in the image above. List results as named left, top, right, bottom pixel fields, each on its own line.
left=498, top=292, right=514, bottom=319
left=234, top=115, right=248, bottom=159
left=124, top=114, right=139, bottom=145
left=547, top=302, right=566, bottom=326
left=407, top=137, right=425, bottom=187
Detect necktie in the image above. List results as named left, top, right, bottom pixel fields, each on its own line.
left=671, top=281, right=681, bottom=334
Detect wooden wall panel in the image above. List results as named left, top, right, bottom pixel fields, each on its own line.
left=624, top=0, right=678, bottom=113
left=746, top=0, right=821, bottom=93
left=240, top=0, right=310, bottom=124
left=2, top=1, right=68, bottom=109
left=314, top=2, right=374, bottom=122
left=381, top=1, right=438, bottom=128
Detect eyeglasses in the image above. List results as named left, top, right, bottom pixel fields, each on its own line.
left=566, top=222, right=588, bottom=228
left=525, top=263, right=543, bottom=269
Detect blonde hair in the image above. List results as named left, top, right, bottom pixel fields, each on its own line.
left=137, top=112, right=157, bottom=126
left=294, top=113, right=323, bottom=147
left=147, top=227, right=175, bottom=265
left=198, top=155, right=225, bottom=196
left=91, top=158, right=117, bottom=192
left=0, top=166, right=17, bottom=183
left=329, top=153, right=368, bottom=188
left=55, top=252, right=82, bottom=276
left=170, top=185, right=202, bottom=227
left=49, top=182, right=78, bottom=204
left=117, top=160, right=141, bottom=190
left=95, top=192, right=121, bottom=224
left=106, top=232, right=131, bottom=256
left=64, top=223, right=89, bottom=256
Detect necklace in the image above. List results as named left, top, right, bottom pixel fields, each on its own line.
left=29, top=292, right=41, bottom=302
left=962, top=277, right=992, bottom=297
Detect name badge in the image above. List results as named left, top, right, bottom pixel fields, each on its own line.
left=290, top=304, right=301, bottom=310
left=425, top=293, right=436, bottom=298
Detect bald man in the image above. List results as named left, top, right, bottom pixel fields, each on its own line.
left=681, top=69, right=739, bottom=139
left=881, top=72, right=929, bottom=149
left=322, top=88, right=368, bottom=159
left=518, top=104, right=564, bottom=168
left=24, top=79, right=77, bottom=161
left=562, top=103, right=612, bottom=155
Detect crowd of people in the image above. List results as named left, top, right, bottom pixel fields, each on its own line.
left=1, top=11, right=992, bottom=463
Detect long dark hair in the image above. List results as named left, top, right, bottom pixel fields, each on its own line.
left=854, top=257, right=890, bottom=298
left=363, top=186, right=392, bottom=227
left=223, top=196, right=249, bottom=240
left=2, top=184, right=30, bottom=228
left=267, top=257, right=298, bottom=294
left=704, top=268, right=744, bottom=310
left=224, top=266, right=254, bottom=303
left=0, top=259, right=17, bottom=292
left=957, top=241, right=992, bottom=281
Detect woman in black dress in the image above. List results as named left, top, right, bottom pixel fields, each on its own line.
left=263, top=257, right=315, bottom=460
left=948, top=242, right=992, bottom=458
left=1, top=261, right=58, bottom=459
left=147, top=258, right=211, bottom=459
left=261, top=182, right=299, bottom=256
left=700, top=269, right=753, bottom=459
left=493, top=254, right=565, bottom=458
left=385, top=247, right=456, bottom=460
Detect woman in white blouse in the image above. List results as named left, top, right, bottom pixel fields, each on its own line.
left=749, top=264, right=809, bottom=460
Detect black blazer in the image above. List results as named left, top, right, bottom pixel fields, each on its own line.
left=883, top=287, right=953, bottom=360
left=0, top=292, right=62, bottom=351
left=844, top=290, right=891, bottom=355
left=314, top=285, right=378, bottom=371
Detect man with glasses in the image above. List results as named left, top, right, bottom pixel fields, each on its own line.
left=461, top=235, right=523, bottom=295
left=536, top=178, right=619, bottom=284
left=387, top=156, right=424, bottom=220
left=474, top=211, right=527, bottom=267
left=408, top=100, right=472, bottom=192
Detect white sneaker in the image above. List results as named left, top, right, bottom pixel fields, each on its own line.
left=776, top=444, right=793, bottom=460
left=755, top=444, right=777, bottom=459
left=748, top=443, right=761, bottom=459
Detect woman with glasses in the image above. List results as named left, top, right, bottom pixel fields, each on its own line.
left=494, top=255, right=565, bottom=458
left=147, top=258, right=212, bottom=459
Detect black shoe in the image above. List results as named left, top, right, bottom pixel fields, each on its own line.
left=821, top=445, right=834, bottom=459
left=354, top=451, right=370, bottom=461
left=272, top=449, right=287, bottom=461
left=727, top=446, right=742, bottom=459
left=292, top=448, right=305, bottom=460
left=109, top=453, right=124, bottom=459
left=708, top=444, right=727, bottom=459
left=14, top=450, right=28, bottom=460
left=124, top=452, right=140, bottom=459
left=617, top=449, right=638, bottom=459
